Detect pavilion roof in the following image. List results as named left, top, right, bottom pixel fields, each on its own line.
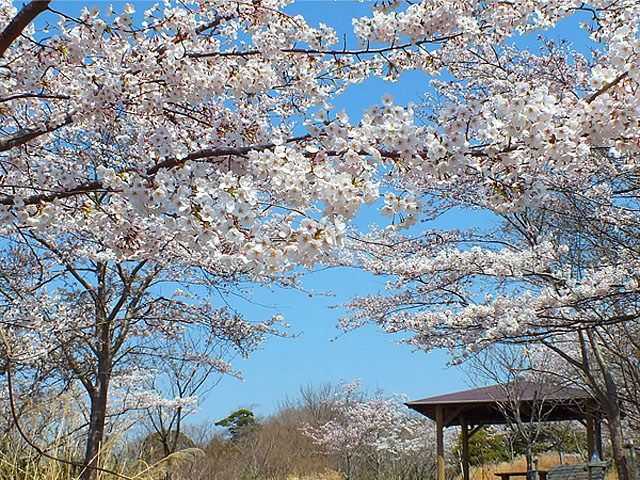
left=406, top=380, right=597, bottom=427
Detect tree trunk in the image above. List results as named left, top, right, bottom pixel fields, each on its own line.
left=595, top=334, right=629, bottom=480
left=606, top=407, right=629, bottom=480
left=344, top=453, right=352, bottom=480
left=525, top=445, right=534, bottom=480
left=81, top=346, right=112, bottom=480
left=578, top=329, right=629, bottom=480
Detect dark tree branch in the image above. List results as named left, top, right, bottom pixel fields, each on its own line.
left=187, top=33, right=464, bottom=59
left=0, top=93, right=70, bottom=103
left=0, top=114, right=73, bottom=152
left=587, top=71, right=629, bottom=104
left=0, top=0, right=50, bottom=58
left=0, top=134, right=310, bottom=206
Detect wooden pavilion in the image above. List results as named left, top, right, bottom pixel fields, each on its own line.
left=406, top=381, right=603, bottom=480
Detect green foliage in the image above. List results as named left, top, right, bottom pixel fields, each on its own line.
left=454, top=426, right=511, bottom=467
left=215, top=409, right=259, bottom=439
left=499, top=423, right=587, bottom=460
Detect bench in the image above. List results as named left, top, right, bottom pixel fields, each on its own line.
left=494, top=471, right=548, bottom=480
left=547, top=461, right=610, bottom=480
left=495, top=461, right=610, bottom=480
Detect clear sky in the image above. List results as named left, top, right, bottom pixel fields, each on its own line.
left=197, top=260, right=469, bottom=423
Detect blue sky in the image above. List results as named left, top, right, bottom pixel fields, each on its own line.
left=198, top=265, right=467, bottom=422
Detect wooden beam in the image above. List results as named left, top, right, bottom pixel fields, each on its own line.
left=586, top=411, right=595, bottom=459
left=469, top=424, right=484, bottom=438
left=444, top=405, right=466, bottom=426
left=462, top=417, right=470, bottom=480
left=595, top=416, right=603, bottom=459
left=437, top=405, right=445, bottom=480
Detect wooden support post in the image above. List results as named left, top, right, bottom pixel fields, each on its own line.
left=595, top=417, right=603, bottom=459
left=462, top=417, right=470, bottom=480
left=437, top=405, right=445, bottom=480
left=587, top=411, right=595, bottom=460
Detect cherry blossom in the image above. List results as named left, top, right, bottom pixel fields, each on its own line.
left=302, top=381, right=445, bottom=479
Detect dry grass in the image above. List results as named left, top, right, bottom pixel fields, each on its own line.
left=464, top=453, right=617, bottom=480
left=286, top=472, right=342, bottom=480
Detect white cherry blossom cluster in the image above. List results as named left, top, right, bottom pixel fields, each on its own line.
left=343, top=216, right=640, bottom=355
left=4, top=0, right=636, bottom=274
left=0, top=0, right=392, bottom=279
left=303, top=381, right=436, bottom=458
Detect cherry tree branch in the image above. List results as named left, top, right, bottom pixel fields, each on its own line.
left=0, top=114, right=73, bottom=152
left=0, top=0, right=50, bottom=58
left=0, top=134, right=310, bottom=206
left=187, top=33, right=463, bottom=59
left=0, top=93, right=71, bottom=103
left=587, top=71, right=629, bottom=104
